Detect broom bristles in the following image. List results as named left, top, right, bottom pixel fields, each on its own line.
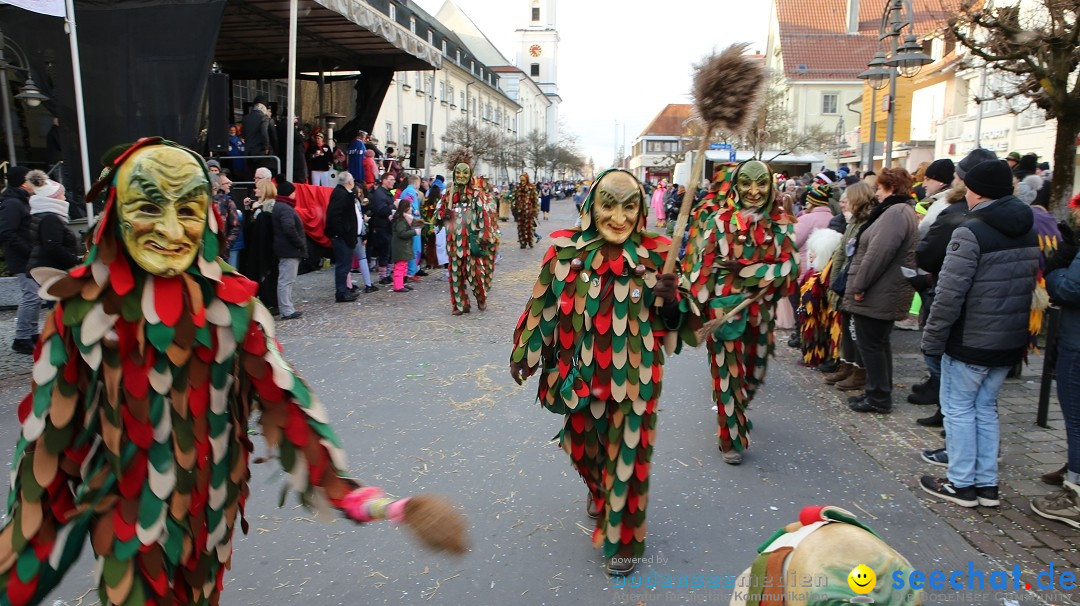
left=692, top=43, right=768, bottom=137
left=402, top=494, right=470, bottom=555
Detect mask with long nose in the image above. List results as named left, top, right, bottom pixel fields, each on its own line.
left=115, top=146, right=209, bottom=277
left=591, top=171, right=641, bottom=244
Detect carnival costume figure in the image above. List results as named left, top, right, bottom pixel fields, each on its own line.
left=512, top=174, right=539, bottom=249
left=510, top=169, right=696, bottom=575
left=0, top=139, right=465, bottom=606
left=682, top=160, right=798, bottom=465
left=438, top=163, right=495, bottom=315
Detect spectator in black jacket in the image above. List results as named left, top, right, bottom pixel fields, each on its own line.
left=272, top=180, right=306, bottom=319
left=325, top=171, right=359, bottom=302
left=912, top=148, right=996, bottom=425
left=367, top=172, right=397, bottom=285
left=241, top=99, right=272, bottom=174
left=0, top=166, right=38, bottom=354
left=26, top=170, right=80, bottom=273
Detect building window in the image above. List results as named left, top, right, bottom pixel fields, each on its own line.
left=386, top=122, right=394, bottom=144
left=447, top=84, right=455, bottom=103
left=460, top=91, right=466, bottom=107
left=530, top=63, right=540, bottom=77
left=389, top=4, right=395, bottom=20
left=439, top=82, right=446, bottom=101
left=822, top=93, right=839, bottom=115
left=532, top=5, right=540, bottom=21
left=470, top=60, right=475, bottom=74
left=402, top=126, right=409, bottom=146
left=427, top=30, right=433, bottom=46
left=424, top=75, right=432, bottom=94
left=415, top=72, right=422, bottom=90
left=479, top=68, right=484, bottom=80
left=1018, top=106, right=1047, bottom=129
left=456, top=50, right=461, bottom=64
left=410, top=17, right=415, bottom=34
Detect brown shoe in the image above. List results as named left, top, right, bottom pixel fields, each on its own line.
left=823, top=362, right=853, bottom=385
left=1042, top=464, right=1068, bottom=486
left=478, top=302, right=487, bottom=312
left=836, top=367, right=867, bottom=391
left=586, top=494, right=599, bottom=519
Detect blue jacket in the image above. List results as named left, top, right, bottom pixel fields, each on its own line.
left=347, top=139, right=366, bottom=185
left=1048, top=251, right=1080, bottom=353
left=400, top=185, right=421, bottom=214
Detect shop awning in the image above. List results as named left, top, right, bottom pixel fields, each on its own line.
left=216, top=0, right=442, bottom=79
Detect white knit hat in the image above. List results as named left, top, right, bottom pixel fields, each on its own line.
left=25, top=169, right=62, bottom=198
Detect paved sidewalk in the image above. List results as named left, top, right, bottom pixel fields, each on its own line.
left=778, top=327, right=1080, bottom=604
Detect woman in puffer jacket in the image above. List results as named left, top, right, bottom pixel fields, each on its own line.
left=25, top=170, right=80, bottom=274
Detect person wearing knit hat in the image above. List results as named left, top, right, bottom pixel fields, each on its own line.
left=924, top=158, right=954, bottom=188
left=1006, top=151, right=1021, bottom=168
left=206, top=158, right=221, bottom=174
left=919, top=157, right=1039, bottom=509
left=805, top=183, right=831, bottom=207
left=914, top=158, right=956, bottom=220
left=0, top=165, right=38, bottom=354
left=25, top=169, right=81, bottom=282
left=963, top=159, right=1014, bottom=201
left=955, top=148, right=997, bottom=180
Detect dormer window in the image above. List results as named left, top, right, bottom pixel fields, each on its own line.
left=409, top=16, right=415, bottom=34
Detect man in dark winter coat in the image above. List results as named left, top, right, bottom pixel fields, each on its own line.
left=919, top=159, right=1040, bottom=509
left=325, top=171, right=360, bottom=302
left=0, top=166, right=38, bottom=354
left=242, top=98, right=272, bottom=173
left=911, top=148, right=997, bottom=421
left=367, top=172, right=397, bottom=284
left=272, top=181, right=307, bottom=319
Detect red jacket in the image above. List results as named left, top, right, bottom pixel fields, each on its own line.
left=363, top=157, right=378, bottom=189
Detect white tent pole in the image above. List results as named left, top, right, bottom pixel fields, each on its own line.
left=285, top=0, right=297, bottom=182
left=65, top=0, right=91, bottom=224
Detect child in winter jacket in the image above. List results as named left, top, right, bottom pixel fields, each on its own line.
left=391, top=199, right=420, bottom=292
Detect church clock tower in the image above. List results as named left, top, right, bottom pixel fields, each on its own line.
left=515, top=0, right=561, bottom=144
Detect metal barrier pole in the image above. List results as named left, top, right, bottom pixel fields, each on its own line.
left=1037, top=306, right=1060, bottom=428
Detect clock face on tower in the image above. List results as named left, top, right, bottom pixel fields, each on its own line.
left=529, top=44, right=542, bottom=57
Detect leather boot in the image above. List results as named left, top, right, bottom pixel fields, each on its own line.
left=835, top=367, right=866, bottom=391
left=916, top=406, right=944, bottom=427
left=1042, top=464, right=1068, bottom=487
left=823, top=362, right=853, bottom=385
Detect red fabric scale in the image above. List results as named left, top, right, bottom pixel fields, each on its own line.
left=589, top=379, right=611, bottom=401
left=7, top=569, right=38, bottom=604
left=30, top=536, right=52, bottom=562
left=216, top=275, right=257, bottom=305
left=62, top=359, right=79, bottom=387
left=154, top=277, right=184, bottom=327
left=570, top=438, right=585, bottom=461
left=114, top=508, right=137, bottom=543
left=242, top=324, right=268, bottom=357
left=121, top=406, right=153, bottom=449
left=285, top=407, right=311, bottom=447
left=118, top=451, right=148, bottom=499
left=188, top=383, right=209, bottom=419
left=68, top=264, right=88, bottom=279
left=109, top=253, right=135, bottom=296
left=250, top=367, right=284, bottom=403
left=17, top=393, right=31, bottom=424
left=122, top=357, right=150, bottom=400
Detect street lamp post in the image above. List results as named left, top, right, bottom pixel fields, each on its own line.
left=859, top=0, right=931, bottom=169
left=0, top=24, right=51, bottom=167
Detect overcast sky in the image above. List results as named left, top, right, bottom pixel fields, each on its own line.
left=415, top=0, right=772, bottom=171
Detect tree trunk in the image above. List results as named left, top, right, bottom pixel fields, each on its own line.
left=1051, top=113, right=1079, bottom=212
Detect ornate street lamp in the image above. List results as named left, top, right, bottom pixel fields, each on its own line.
left=14, top=78, right=49, bottom=107
left=862, top=0, right=932, bottom=167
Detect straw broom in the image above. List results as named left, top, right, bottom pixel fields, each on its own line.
left=656, top=43, right=767, bottom=304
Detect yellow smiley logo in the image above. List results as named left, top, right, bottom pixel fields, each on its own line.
left=848, top=564, right=876, bottom=595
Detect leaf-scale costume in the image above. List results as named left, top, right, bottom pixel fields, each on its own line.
left=0, top=139, right=465, bottom=606
left=510, top=169, right=696, bottom=567
left=512, top=175, right=539, bottom=248
left=683, top=160, right=798, bottom=460
left=437, top=163, right=494, bottom=315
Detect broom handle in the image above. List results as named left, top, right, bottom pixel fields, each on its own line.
left=697, top=288, right=768, bottom=341
left=655, top=137, right=710, bottom=306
